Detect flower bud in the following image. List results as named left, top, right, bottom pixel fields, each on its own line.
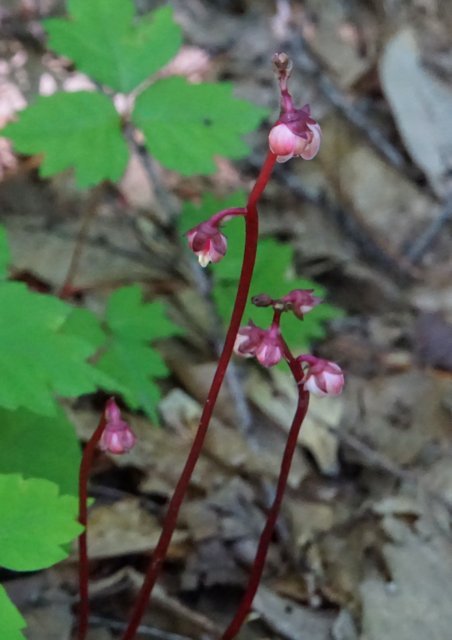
left=100, top=398, right=137, bottom=455
left=251, top=293, right=274, bottom=307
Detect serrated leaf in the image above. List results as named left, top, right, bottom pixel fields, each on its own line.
left=133, top=77, right=269, bottom=175
left=0, top=226, right=10, bottom=280
left=2, top=91, right=128, bottom=188
left=106, top=284, right=184, bottom=342
left=0, top=407, right=80, bottom=495
left=0, top=474, right=82, bottom=571
left=45, top=2, right=182, bottom=93
left=0, top=282, right=109, bottom=415
left=62, top=307, right=106, bottom=350
left=96, top=340, right=166, bottom=422
left=94, top=285, right=183, bottom=420
left=0, top=586, right=27, bottom=640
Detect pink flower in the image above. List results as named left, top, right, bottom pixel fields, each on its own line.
left=268, top=104, right=322, bottom=163
left=234, top=323, right=283, bottom=368
left=299, top=356, right=344, bottom=397
left=234, top=322, right=266, bottom=358
left=255, top=339, right=283, bottom=368
left=269, top=122, right=321, bottom=162
left=100, top=398, right=137, bottom=455
left=280, top=289, right=322, bottom=318
left=186, top=223, right=227, bottom=267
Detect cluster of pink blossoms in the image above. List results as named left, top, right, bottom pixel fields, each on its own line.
left=184, top=52, right=344, bottom=399
left=233, top=292, right=344, bottom=397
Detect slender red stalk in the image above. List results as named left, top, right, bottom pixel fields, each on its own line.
left=78, top=411, right=107, bottom=640
left=222, top=344, right=309, bottom=639
left=121, top=151, right=276, bottom=640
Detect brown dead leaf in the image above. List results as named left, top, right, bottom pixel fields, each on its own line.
left=360, top=530, right=452, bottom=640
left=248, top=369, right=343, bottom=476
left=22, top=603, right=72, bottom=640
left=86, top=498, right=188, bottom=560
left=344, top=370, right=451, bottom=466
left=253, top=585, right=335, bottom=640
left=381, top=28, right=452, bottom=196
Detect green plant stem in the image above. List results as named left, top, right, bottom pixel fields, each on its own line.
left=121, top=151, right=276, bottom=640
left=78, top=410, right=107, bottom=640
left=221, top=344, right=308, bottom=639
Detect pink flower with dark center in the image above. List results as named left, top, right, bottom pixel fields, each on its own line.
left=281, top=289, right=322, bottom=318
left=268, top=104, right=321, bottom=162
left=100, top=398, right=137, bottom=455
left=298, top=356, right=344, bottom=397
left=186, top=222, right=227, bottom=267
left=235, top=322, right=283, bottom=367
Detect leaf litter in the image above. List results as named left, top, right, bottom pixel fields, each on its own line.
left=2, top=0, right=452, bottom=639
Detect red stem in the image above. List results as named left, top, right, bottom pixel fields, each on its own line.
left=121, top=151, right=277, bottom=640
left=77, top=411, right=107, bottom=640
left=222, top=345, right=309, bottom=640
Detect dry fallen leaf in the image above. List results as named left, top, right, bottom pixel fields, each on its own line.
left=380, top=28, right=452, bottom=196
left=86, top=498, right=188, bottom=560
left=253, top=585, right=335, bottom=640
left=360, top=529, right=452, bottom=640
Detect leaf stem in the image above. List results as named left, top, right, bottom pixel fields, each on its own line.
left=121, top=151, right=276, bottom=640
left=78, top=410, right=107, bottom=640
left=221, top=344, right=309, bottom=640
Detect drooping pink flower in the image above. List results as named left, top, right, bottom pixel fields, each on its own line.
left=234, top=322, right=266, bottom=358
left=255, top=338, right=283, bottom=368
left=268, top=103, right=321, bottom=162
left=298, top=356, right=344, bottom=397
left=234, top=322, right=283, bottom=368
left=100, top=398, right=137, bottom=455
left=186, top=223, right=227, bottom=267
left=280, top=289, right=322, bottom=318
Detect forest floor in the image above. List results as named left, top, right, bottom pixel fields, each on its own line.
left=1, top=1, right=452, bottom=639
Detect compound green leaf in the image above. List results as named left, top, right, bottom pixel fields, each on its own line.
left=45, top=2, right=182, bottom=93
left=0, top=407, right=80, bottom=496
left=133, top=77, right=269, bottom=175
left=0, top=226, right=10, bottom=280
left=105, top=284, right=184, bottom=342
left=94, top=285, right=184, bottom=421
left=0, top=586, right=27, bottom=640
left=2, top=91, right=128, bottom=188
left=0, top=474, right=82, bottom=571
left=0, top=282, right=110, bottom=415
left=96, top=340, right=167, bottom=423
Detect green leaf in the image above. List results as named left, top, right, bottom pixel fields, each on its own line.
left=0, top=474, right=82, bottom=571
left=0, top=586, right=27, bottom=640
left=105, top=284, right=184, bottom=342
left=0, top=282, right=108, bottom=415
left=96, top=340, right=166, bottom=423
left=95, top=285, right=184, bottom=421
left=45, top=3, right=182, bottom=93
left=62, top=307, right=107, bottom=350
left=133, top=77, right=269, bottom=175
left=0, top=226, right=10, bottom=280
left=0, top=407, right=80, bottom=496
left=2, top=91, right=128, bottom=188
